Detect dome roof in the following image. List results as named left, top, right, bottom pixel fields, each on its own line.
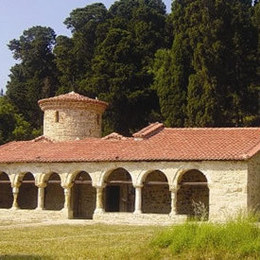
left=38, top=91, right=108, bottom=111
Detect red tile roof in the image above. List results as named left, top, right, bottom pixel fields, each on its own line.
left=0, top=126, right=260, bottom=163
left=133, top=122, right=164, bottom=139
left=38, top=91, right=108, bottom=111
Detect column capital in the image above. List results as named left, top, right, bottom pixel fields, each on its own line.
left=94, top=185, right=106, bottom=189
left=133, top=184, right=143, bottom=189
left=169, top=185, right=178, bottom=192
left=11, top=183, right=21, bottom=189
left=62, top=183, right=73, bottom=190
left=36, top=183, right=47, bottom=188
left=12, top=186, right=19, bottom=193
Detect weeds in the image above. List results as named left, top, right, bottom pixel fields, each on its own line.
left=192, top=200, right=208, bottom=221
left=151, top=216, right=260, bottom=259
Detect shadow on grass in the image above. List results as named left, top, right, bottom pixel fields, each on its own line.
left=0, top=255, right=52, bottom=259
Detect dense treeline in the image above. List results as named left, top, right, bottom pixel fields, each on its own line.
left=0, top=0, right=259, bottom=144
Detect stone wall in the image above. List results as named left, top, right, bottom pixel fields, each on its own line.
left=17, top=183, right=38, bottom=209
left=177, top=170, right=209, bottom=217
left=248, top=152, right=260, bottom=211
left=104, top=168, right=135, bottom=212
left=0, top=159, right=251, bottom=223
left=44, top=108, right=102, bottom=141
left=71, top=184, right=96, bottom=219
left=206, top=161, right=248, bottom=220
left=44, top=183, right=64, bottom=210
left=0, top=183, right=13, bottom=209
left=142, top=171, right=171, bottom=214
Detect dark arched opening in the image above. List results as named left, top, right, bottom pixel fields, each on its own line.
left=142, top=170, right=171, bottom=214
left=44, top=173, right=64, bottom=210
left=177, top=169, right=209, bottom=220
left=0, top=172, right=13, bottom=208
left=104, top=168, right=135, bottom=212
left=17, top=172, right=37, bottom=209
left=71, top=171, right=96, bottom=219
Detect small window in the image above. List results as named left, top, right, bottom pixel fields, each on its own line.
left=55, top=111, right=59, bottom=123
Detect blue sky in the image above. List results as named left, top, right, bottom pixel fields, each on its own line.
left=0, top=0, right=171, bottom=92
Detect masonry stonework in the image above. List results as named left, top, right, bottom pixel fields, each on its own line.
left=248, top=152, right=260, bottom=211
left=0, top=92, right=259, bottom=225
left=0, top=159, right=253, bottom=224
left=38, top=92, right=107, bottom=141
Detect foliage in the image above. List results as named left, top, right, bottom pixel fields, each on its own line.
left=152, top=0, right=259, bottom=127
left=0, top=219, right=259, bottom=259
left=2, top=0, right=259, bottom=144
left=151, top=217, right=260, bottom=259
left=54, top=3, right=108, bottom=92
left=0, top=97, right=31, bottom=144
left=56, top=0, right=168, bottom=135
left=6, top=26, right=58, bottom=130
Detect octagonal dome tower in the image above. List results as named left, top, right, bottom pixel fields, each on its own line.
left=38, top=92, right=108, bottom=141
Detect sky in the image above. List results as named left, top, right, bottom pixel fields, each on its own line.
left=0, top=0, right=171, bottom=93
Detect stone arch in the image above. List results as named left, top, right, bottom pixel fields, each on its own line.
left=176, top=169, right=209, bottom=219
left=142, top=170, right=171, bottom=214
left=44, top=172, right=64, bottom=210
left=67, top=170, right=92, bottom=186
left=0, top=172, right=13, bottom=208
left=71, top=171, right=96, bottom=219
left=99, top=167, right=134, bottom=187
left=17, top=172, right=37, bottom=209
left=104, top=168, right=135, bottom=212
left=173, top=167, right=211, bottom=187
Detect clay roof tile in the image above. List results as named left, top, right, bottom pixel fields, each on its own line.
left=0, top=126, right=260, bottom=163
left=38, top=91, right=108, bottom=111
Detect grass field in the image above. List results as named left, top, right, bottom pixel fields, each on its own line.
left=0, top=224, right=160, bottom=259
left=0, top=218, right=259, bottom=259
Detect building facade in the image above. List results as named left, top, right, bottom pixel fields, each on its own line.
left=0, top=92, right=259, bottom=225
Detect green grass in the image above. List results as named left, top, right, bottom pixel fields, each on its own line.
left=0, top=218, right=259, bottom=259
left=0, top=224, right=159, bottom=259
left=151, top=218, right=260, bottom=259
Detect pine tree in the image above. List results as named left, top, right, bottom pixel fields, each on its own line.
left=81, top=0, right=168, bottom=135
left=6, top=26, right=58, bottom=130
left=153, top=0, right=259, bottom=127
left=54, top=3, right=108, bottom=92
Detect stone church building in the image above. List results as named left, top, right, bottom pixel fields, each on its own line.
left=0, top=92, right=259, bottom=224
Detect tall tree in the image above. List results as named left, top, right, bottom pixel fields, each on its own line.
left=6, top=26, right=58, bottom=130
left=152, top=0, right=193, bottom=126
left=153, top=0, right=259, bottom=127
left=54, top=3, right=108, bottom=92
left=252, top=1, right=260, bottom=124
left=0, top=96, right=31, bottom=144
left=82, top=0, right=168, bottom=135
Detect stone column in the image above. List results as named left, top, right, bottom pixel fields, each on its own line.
left=134, top=185, right=143, bottom=214
left=63, top=186, right=73, bottom=219
left=64, top=187, right=71, bottom=210
left=94, top=186, right=104, bottom=214
left=170, top=186, right=178, bottom=216
left=36, top=184, right=46, bottom=210
left=12, top=187, right=19, bottom=210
